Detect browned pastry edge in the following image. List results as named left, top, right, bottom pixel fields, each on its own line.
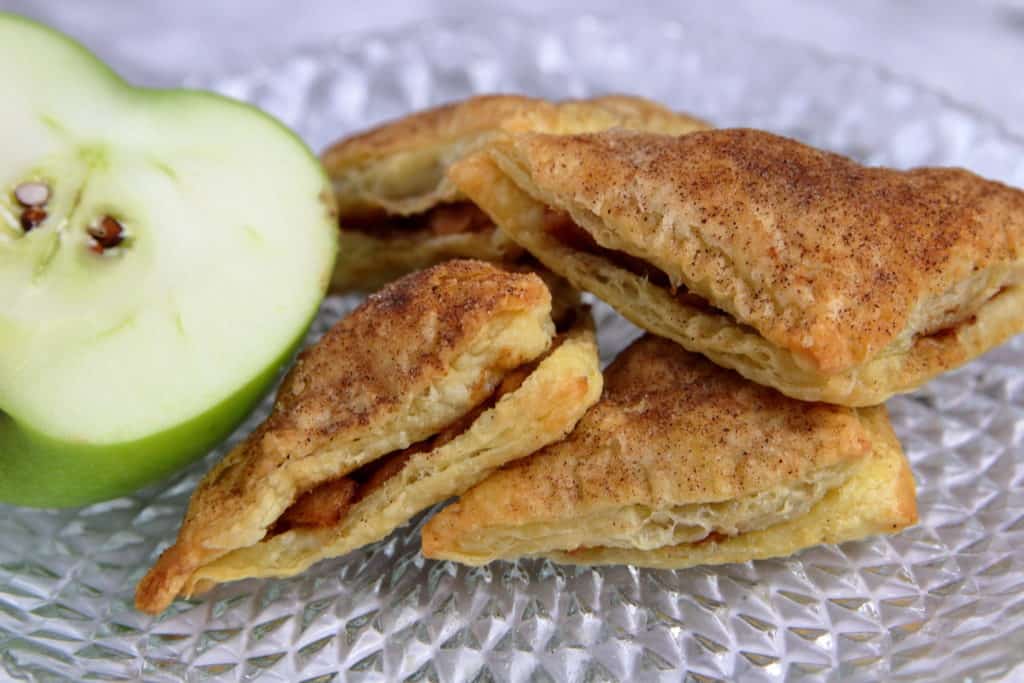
left=479, top=127, right=1024, bottom=374
left=135, top=260, right=553, bottom=614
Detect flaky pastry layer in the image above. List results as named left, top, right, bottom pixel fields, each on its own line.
left=423, top=336, right=916, bottom=565
left=330, top=222, right=523, bottom=293
left=324, top=94, right=709, bottom=292
left=551, top=409, right=915, bottom=569
left=449, top=134, right=1024, bottom=405
left=323, top=94, right=708, bottom=217
left=136, top=261, right=556, bottom=614
left=183, top=313, right=601, bottom=593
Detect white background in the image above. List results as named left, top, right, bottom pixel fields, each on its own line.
left=4, top=1, right=1024, bottom=137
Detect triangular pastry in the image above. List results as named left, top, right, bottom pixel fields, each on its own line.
left=422, top=335, right=917, bottom=567
left=322, top=94, right=708, bottom=292
left=449, top=128, right=1024, bottom=406
left=136, top=260, right=602, bottom=614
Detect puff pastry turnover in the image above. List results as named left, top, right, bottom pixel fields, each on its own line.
left=450, top=128, right=1024, bottom=406
left=135, top=260, right=602, bottom=614
left=323, top=94, right=709, bottom=292
left=422, top=335, right=918, bottom=568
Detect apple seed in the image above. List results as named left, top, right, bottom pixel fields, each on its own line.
left=14, top=181, right=50, bottom=207
left=20, top=206, right=47, bottom=231
left=87, top=215, right=125, bottom=253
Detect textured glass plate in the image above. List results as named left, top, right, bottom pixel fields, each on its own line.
left=4, top=13, right=1024, bottom=683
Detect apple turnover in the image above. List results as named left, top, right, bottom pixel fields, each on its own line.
left=136, top=260, right=601, bottom=614
left=323, top=94, right=709, bottom=292
left=422, top=335, right=917, bottom=568
left=450, top=128, right=1024, bottom=406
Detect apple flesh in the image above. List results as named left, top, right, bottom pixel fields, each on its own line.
left=0, top=14, right=338, bottom=507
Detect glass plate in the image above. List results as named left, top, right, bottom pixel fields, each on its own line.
left=4, top=13, right=1024, bottom=683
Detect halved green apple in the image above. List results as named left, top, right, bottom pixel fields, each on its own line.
left=0, top=14, right=338, bottom=507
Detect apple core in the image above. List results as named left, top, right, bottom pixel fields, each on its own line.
left=0, top=14, right=339, bottom=507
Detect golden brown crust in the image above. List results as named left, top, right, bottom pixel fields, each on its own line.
left=422, top=337, right=917, bottom=566
left=269, top=259, right=548, bottom=446
left=136, top=260, right=554, bottom=614
left=476, top=128, right=1024, bottom=375
left=548, top=406, right=917, bottom=568
left=324, top=94, right=709, bottom=292
left=509, top=334, right=872, bottom=506
left=555, top=94, right=710, bottom=135
left=323, top=94, right=707, bottom=186
left=548, top=409, right=917, bottom=569
left=324, top=94, right=549, bottom=219
left=180, top=310, right=602, bottom=591
left=427, top=334, right=870, bottom=524
left=499, top=94, right=709, bottom=138
left=322, top=95, right=540, bottom=177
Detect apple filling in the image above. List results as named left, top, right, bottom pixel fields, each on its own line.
left=542, top=210, right=1015, bottom=346
left=919, top=286, right=1013, bottom=342
left=341, top=201, right=494, bottom=239
left=272, top=340, right=560, bottom=535
left=541, top=209, right=718, bottom=313
left=923, top=315, right=979, bottom=340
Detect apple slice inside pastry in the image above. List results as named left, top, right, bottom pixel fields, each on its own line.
left=422, top=335, right=917, bottom=568
left=450, top=128, right=1024, bottom=406
left=322, top=94, right=709, bottom=292
left=135, top=260, right=602, bottom=614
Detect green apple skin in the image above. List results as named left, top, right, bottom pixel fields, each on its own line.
left=0, top=344, right=288, bottom=508
left=0, top=14, right=339, bottom=507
